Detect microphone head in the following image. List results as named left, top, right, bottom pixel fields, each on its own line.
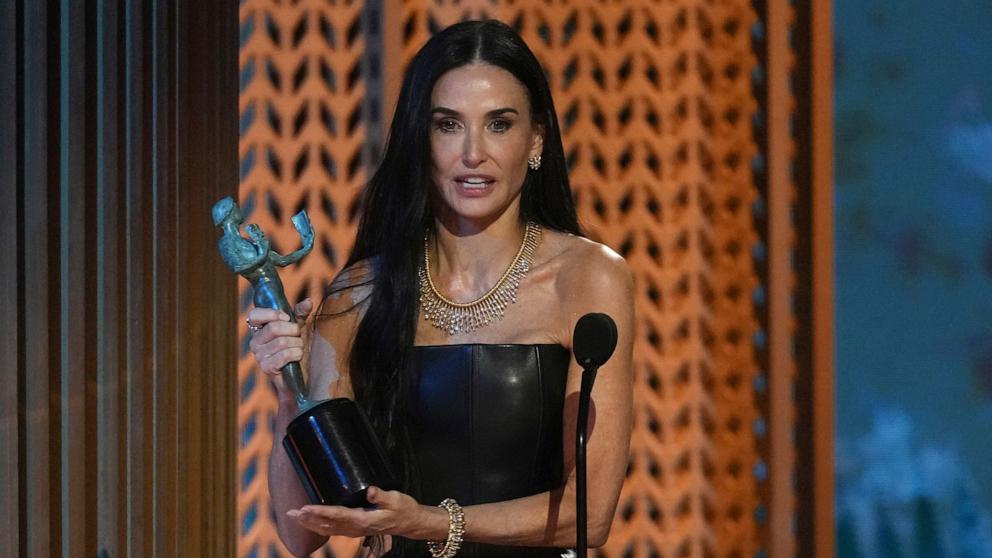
left=573, top=313, right=618, bottom=367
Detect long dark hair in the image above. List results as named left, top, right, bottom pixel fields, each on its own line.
left=324, top=19, right=581, bottom=492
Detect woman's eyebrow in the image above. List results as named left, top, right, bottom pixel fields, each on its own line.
left=485, top=108, right=519, bottom=117
left=430, top=107, right=520, bottom=117
left=431, top=107, right=460, bottom=116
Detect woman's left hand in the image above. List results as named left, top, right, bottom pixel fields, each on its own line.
left=286, top=486, right=435, bottom=539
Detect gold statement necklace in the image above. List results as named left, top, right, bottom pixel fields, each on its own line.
left=419, top=222, right=542, bottom=335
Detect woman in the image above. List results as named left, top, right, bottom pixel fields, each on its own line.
left=247, top=19, right=634, bottom=557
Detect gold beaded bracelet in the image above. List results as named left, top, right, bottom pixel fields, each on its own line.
left=426, top=498, right=465, bottom=558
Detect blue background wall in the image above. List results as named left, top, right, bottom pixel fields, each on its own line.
left=834, top=1, right=992, bottom=556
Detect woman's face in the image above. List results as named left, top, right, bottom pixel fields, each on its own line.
left=429, top=63, right=543, bottom=229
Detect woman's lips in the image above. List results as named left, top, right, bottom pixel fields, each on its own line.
left=454, top=174, right=495, bottom=185
left=453, top=175, right=495, bottom=195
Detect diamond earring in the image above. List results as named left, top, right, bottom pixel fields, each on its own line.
left=528, top=154, right=542, bottom=170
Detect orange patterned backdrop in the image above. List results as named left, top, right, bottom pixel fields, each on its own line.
left=236, top=1, right=830, bottom=556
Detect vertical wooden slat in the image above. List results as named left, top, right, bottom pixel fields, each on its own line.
left=178, top=0, right=238, bottom=555
left=124, top=2, right=154, bottom=555
left=95, top=0, right=126, bottom=553
left=0, top=1, right=20, bottom=555
left=765, top=0, right=796, bottom=556
left=151, top=0, right=179, bottom=555
left=59, top=0, right=90, bottom=553
left=765, top=0, right=836, bottom=555
left=786, top=0, right=835, bottom=555
left=22, top=0, right=56, bottom=554
left=810, top=0, right=835, bottom=555
left=177, top=4, right=208, bottom=539
left=84, top=2, right=102, bottom=555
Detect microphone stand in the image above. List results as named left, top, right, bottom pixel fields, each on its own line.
left=575, top=359, right=598, bottom=557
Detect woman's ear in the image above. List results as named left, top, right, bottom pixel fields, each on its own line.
left=530, top=124, right=545, bottom=159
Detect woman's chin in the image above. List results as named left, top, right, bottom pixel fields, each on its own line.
left=440, top=195, right=497, bottom=217
left=437, top=203, right=510, bottom=229
left=434, top=186, right=522, bottom=228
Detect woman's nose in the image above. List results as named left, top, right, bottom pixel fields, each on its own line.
left=461, top=128, right=486, bottom=167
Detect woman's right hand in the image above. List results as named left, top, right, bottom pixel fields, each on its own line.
left=246, top=298, right=313, bottom=402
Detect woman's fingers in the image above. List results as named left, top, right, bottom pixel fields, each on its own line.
left=298, top=505, right=347, bottom=521
left=246, top=307, right=289, bottom=327
left=289, top=505, right=382, bottom=537
left=249, top=320, right=302, bottom=347
left=287, top=509, right=337, bottom=536
left=365, top=486, right=399, bottom=508
left=242, top=303, right=313, bottom=403
left=294, top=298, right=313, bottom=321
left=366, top=486, right=383, bottom=505
left=253, top=335, right=305, bottom=372
left=246, top=314, right=304, bottom=373
left=247, top=298, right=310, bottom=329
left=256, top=346, right=305, bottom=374
left=285, top=489, right=417, bottom=538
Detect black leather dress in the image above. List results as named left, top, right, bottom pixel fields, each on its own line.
left=385, top=343, right=572, bottom=557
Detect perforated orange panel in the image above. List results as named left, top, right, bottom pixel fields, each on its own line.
left=238, top=1, right=368, bottom=555
left=239, top=1, right=766, bottom=556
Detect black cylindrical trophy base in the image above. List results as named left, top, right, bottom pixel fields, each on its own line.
left=283, top=398, right=399, bottom=507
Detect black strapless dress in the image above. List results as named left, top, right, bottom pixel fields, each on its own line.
left=384, top=344, right=571, bottom=558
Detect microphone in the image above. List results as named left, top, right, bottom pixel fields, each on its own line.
left=573, top=313, right=618, bottom=368
left=572, top=312, right=618, bottom=557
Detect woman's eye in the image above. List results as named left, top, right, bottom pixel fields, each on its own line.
left=489, top=119, right=512, bottom=133
left=435, top=119, right=460, bottom=133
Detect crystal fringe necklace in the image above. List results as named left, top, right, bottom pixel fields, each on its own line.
left=418, top=222, right=542, bottom=335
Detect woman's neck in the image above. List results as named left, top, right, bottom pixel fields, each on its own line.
left=430, top=210, right=527, bottom=299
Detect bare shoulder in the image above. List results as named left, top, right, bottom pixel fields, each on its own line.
left=542, top=231, right=633, bottom=299
left=536, top=231, right=634, bottom=347
left=314, top=258, right=376, bottom=319
left=305, top=259, right=377, bottom=400
left=309, top=258, right=374, bottom=368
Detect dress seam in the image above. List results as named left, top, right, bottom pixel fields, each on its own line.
left=469, top=345, right=477, bottom=507
left=529, top=346, right=544, bottom=493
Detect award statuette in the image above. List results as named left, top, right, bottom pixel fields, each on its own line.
left=212, top=197, right=398, bottom=507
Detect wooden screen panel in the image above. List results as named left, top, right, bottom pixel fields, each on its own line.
left=2, top=1, right=238, bottom=556
left=238, top=1, right=368, bottom=556
left=237, top=1, right=834, bottom=557
left=0, top=4, right=15, bottom=552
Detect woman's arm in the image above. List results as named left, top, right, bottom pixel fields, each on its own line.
left=290, top=245, right=635, bottom=548
left=269, top=384, right=332, bottom=556
left=248, top=267, right=370, bottom=557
